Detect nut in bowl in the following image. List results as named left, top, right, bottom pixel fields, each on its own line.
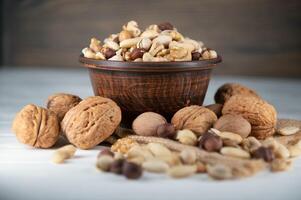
left=79, top=21, right=222, bottom=127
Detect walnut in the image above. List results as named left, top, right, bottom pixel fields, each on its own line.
left=61, top=96, right=122, bottom=149
left=171, top=105, right=218, bottom=136
left=214, top=83, right=259, bottom=104
left=222, top=95, right=277, bottom=139
left=12, top=104, right=59, bottom=148
left=47, top=93, right=81, bottom=121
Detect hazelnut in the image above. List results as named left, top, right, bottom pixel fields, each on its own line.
left=252, top=146, right=274, bottom=162
left=12, top=104, right=60, bottom=148
left=119, top=30, right=132, bottom=42
left=110, top=159, right=125, bottom=174
left=158, top=22, right=174, bottom=31
left=205, top=104, right=223, bottom=117
left=214, top=83, right=259, bottom=104
left=122, top=161, right=143, bottom=179
left=102, top=47, right=116, bottom=59
left=129, top=48, right=145, bottom=60
left=97, top=148, right=114, bottom=158
left=132, top=112, right=167, bottom=136
left=191, top=51, right=201, bottom=60
left=213, top=114, right=251, bottom=138
left=47, top=93, right=81, bottom=121
left=156, top=123, right=176, bottom=138
left=198, top=132, right=223, bottom=152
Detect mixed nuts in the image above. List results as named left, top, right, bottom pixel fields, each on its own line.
left=81, top=21, right=218, bottom=62
left=11, top=83, right=301, bottom=181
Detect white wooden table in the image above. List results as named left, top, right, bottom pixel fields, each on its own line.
left=1, top=68, right=301, bottom=200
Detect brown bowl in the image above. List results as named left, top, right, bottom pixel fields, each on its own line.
left=79, top=55, right=222, bottom=128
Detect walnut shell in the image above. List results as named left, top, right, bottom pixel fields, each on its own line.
left=47, top=93, right=81, bottom=121
left=12, top=104, right=60, bottom=148
left=214, top=83, right=259, bottom=104
left=132, top=112, right=167, bottom=136
left=171, top=105, right=218, bottom=136
left=222, top=95, right=277, bottom=139
left=213, top=114, right=251, bottom=138
left=61, top=96, right=121, bottom=149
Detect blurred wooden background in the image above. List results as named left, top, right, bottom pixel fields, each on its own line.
left=1, top=0, right=301, bottom=77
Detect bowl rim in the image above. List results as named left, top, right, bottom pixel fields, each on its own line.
left=79, top=54, right=222, bottom=72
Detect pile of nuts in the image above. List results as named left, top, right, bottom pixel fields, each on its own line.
left=11, top=83, right=301, bottom=180
left=107, top=83, right=301, bottom=179
left=81, top=21, right=218, bottom=62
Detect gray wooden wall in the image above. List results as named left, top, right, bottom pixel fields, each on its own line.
left=2, top=0, right=301, bottom=77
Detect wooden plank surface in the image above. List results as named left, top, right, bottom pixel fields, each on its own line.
left=0, top=68, right=301, bottom=200
left=2, top=0, right=301, bottom=77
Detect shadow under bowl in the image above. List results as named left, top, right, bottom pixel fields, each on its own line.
left=79, top=55, right=222, bottom=128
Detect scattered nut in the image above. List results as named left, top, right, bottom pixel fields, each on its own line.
left=205, top=104, right=223, bottom=117
left=220, top=147, right=250, bottom=159
left=277, top=126, right=300, bottom=136
left=137, top=38, right=152, bottom=51
left=47, top=93, right=81, bottom=121
left=222, top=95, right=277, bottom=139
left=196, top=162, right=207, bottom=173
left=252, top=146, right=274, bottom=162
left=213, top=114, right=251, bottom=138
left=147, top=142, right=172, bottom=157
left=97, top=148, right=114, bottom=158
left=271, top=159, right=292, bottom=172
left=122, top=161, right=143, bottom=179
left=156, top=123, right=176, bottom=138
left=171, top=105, right=218, bottom=136
left=12, top=104, right=60, bottom=148
left=142, top=160, right=169, bottom=173
left=207, top=164, right=233, bottom=180
left=202, top=49, right=217, bottom=59
left=167, top=165, right=197, bottom=178
left=215, top=83, right=259, bottom=104
left=96, top=155, right=114, bottom=171
left=180, top=149, right=197, bottom=164
left=61, top=96, right=122, bottom=149
left=132, top=112, right=167, bottom=136
left=288, top=145, right=301, bottom=157
left=111, top=138, right=139, bottom=154
left=110, top=159, right=125, bottom=174
left=198, top=132, right=223, bottom=152
left=176, top=129, right=198, bottom=146
left=120, top=37, right=141, bottom=49
left=212, top=129, right=243, bottom=144
left=241, top=136, right=262, bottom=152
